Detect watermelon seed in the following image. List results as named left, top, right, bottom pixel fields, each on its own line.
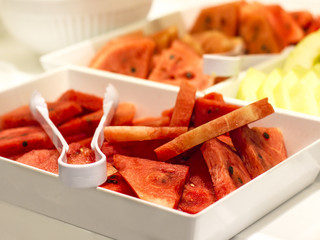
left=205, top=16, right=212, bottom=25
left=22, top=141, right=28, bottom=147
left=238, top=178, right=243, bottom=184
left=185, top=72, right=194, bottom=79
left=260, top=44, right=271, bottom=53
left=228, top=166, right=233, bottom=175
left=220, top=18, right=226, bottom=26
left=169, top=54, right=175, bottom=60
left=263, top=132, right=270, bottom=139
left=106, top=179, right=118, bottom=184
left=130, top=67, right=136, bottom=73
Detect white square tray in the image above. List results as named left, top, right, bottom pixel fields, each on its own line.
left=0, top=66, right=319, bottom=240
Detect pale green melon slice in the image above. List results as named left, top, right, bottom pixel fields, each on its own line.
left=236, top=68, right=266, bottom=102
left=283, top=29, right=320, bottom=71
left=256, top=68, right=283, bottom=106
left=290, top=71, right=320, bottom=116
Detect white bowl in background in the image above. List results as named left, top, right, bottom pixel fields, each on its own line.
left=0, top=0, right=152, bottom=54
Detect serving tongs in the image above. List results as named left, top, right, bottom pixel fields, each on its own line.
left=29, top=84, right=119, bottom=188
left=203, top=46, right=294, bottom=77
left=203, top=53, right=277, bottom=77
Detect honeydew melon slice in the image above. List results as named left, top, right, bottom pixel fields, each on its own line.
left=290, top=70, right=320, bottom=116
left=236, top=68, right=266, bottom=102
left=256, top=68, right=283, bottom=106
left=283, top=29, right=320, bottom=71
left=274, top=65, right=307, bottom=110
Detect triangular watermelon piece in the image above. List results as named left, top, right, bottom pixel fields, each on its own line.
left=190, top=1, right=243, bottom=36
left=201, top=138, right=251, bottom=200
left=192, top=93, right=239, bottom=127
left=177, top=147, right=216, bottom=214
left=113, top=154, right=189, bottom=208
left=229, top=125, right=287, bottom=178
left=16, top=149, right=60, bottom=174
left=89, top=36, right=155, bottom=79
left=0, top=126, right=54, bottom=158
left=100, top=172, right=137, bottom=197
left=148, top=40, right=214, bottom=90
left=239, top=2, right=284, bottom=53
left=266, top=4, right=304, bottom=46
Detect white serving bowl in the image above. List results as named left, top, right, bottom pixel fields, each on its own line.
left=0, top=66, right=320, bottom=239
left=0, top=0, right=152, bottom=54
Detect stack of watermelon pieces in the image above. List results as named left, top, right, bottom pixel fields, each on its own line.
left=0, top=82, right=287, bottom=214
left=88, top=1, right=320, bottom=91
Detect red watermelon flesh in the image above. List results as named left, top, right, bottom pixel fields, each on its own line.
left=239, top=2, right=284, bottom=53
left=265, top=4, right=304, bottom=46
left=169, top=80, right=196, bottom=127
left=290, top=11, right=314, bottom=31
left=192, top=95, right=239, bottom=127
left=56, top=89, right=103, bottom=112
left=66, top=142, right=95, bottom=165
left=229, top=125, right=287, bottom=178
left=0, top=126, right=54, bottom=158
left=110, top=102, right=136, bottom=126
left=177, top=148, right=216, bottom=214
left=113, top=154, right=189, bottom=209
left=0, top=105, right=37, bottom=130
left=148, top=40, right=214, bottom=90
left=0, top=101, right=83, bottom=131
left=16, top=149, right=59, bottom=174
left=201, top=138, right=251, bottom=200
left=101, top=139, right=168, bottom=162
left=58, top=109, right=103, bottom=137
left=89, top=36, right=155, bottom=79
left=189, top=1, right=242, bottom=36
left=100, top=172, right=137, bottom=197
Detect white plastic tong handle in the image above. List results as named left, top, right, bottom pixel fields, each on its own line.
left=203, top=54, right=277, bottom=77
left=30, top=84, right=119, bottom=188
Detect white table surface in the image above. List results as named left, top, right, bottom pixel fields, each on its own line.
left=1, top=1, right=320, bottom=239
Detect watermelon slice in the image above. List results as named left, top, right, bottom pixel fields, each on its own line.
left=15, top=149, right=59, bottom=174
left=190, top=1, right=243, bottom=36
left=89, top=36, right=155, bottom=79
left=265, top=4, right=304, bottom=46
left=113, top=154, right=189, bottom=208
left=110, top=102, right=136, bottom=126
left=132, top=116, right=170, bottom=127
left=0, top=101, right=83, bottom=130
left=148, top=40, right=214, bottom=90
left=229, top=125, right=287, bottom=178
left=0, top=105, right=37, bottom=130
left=169, top=80, right=196, bottom=127
left=48, top=101, right=83, bottom=126
left=66, top=142, right=95, bottom=165
left=201, top=138, right=251, bottom=200
left=306, top=16, right=320, bottom=34
left=58, top=109, right=103, bottom=137
left=0, top=126, right=54, bottom=158
left=56, top=89, right=103, bottom=112
left=177, top=147, right=216, bottom=214
left=239, top=2, right=284, bottom=53
left=290, top=10, right=314, bottom=31
left=101, top=139, right=168, bottom=162
left=192, top=93, right=239, bottom=127
left=100, top=172, right=137, bottom=197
